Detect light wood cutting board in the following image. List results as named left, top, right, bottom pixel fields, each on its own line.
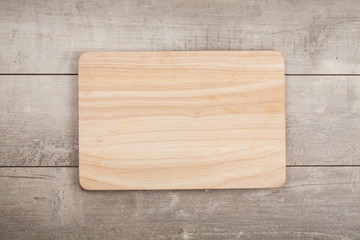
left=78, top=51, right=286, bottom=190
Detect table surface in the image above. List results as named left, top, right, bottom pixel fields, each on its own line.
left=0, top=0, right=359, bottom=239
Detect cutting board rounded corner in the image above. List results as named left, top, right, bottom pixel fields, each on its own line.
left=78, top=169, right=92, bottom=191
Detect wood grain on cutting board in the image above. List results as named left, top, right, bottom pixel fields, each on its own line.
left=78, top=51, right=286, bottom=190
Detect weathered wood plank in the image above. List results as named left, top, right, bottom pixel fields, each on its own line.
left=1, top=76, right=359, bottom=166
left=0, top=76, right=78, bottom=166
left=286, top=76, right=360, bottom=165
left=0, top=167, right=359, bottom=239
left=1, top=0, right=360, bottom=74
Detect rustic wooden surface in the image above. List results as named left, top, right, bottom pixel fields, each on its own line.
left=1, top=0, right=360, bottom=239
left=1, top=76, right=359, bottom=167
left=0, top=167, right=359, bottom=239
left=78, top=51, right=286, bottom=190
left=1, top=0, right=360, bottom=74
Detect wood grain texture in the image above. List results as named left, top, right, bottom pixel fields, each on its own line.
left=286, top=76, right=360, bottom=165
left=1, top=76, right=359, bottom=166
left=78, top=51, right=286, bottom=190
left=0, top=167, right=359, bottom=239
left=1, top=0, right=360, bottom=74
left=1, top=0, right=359, bottom=238
left=0, top=76, right=78, bottom=166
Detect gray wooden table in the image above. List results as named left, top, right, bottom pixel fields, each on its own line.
left=1, top=0, right=360, bottom=239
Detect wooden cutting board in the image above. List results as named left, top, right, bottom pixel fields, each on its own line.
left=78, top=51, right=286, bottom=190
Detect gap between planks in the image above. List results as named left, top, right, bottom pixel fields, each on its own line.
left=0, top=165, right=360, bottom=168
left=0, top=74, right=360, bottom=76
